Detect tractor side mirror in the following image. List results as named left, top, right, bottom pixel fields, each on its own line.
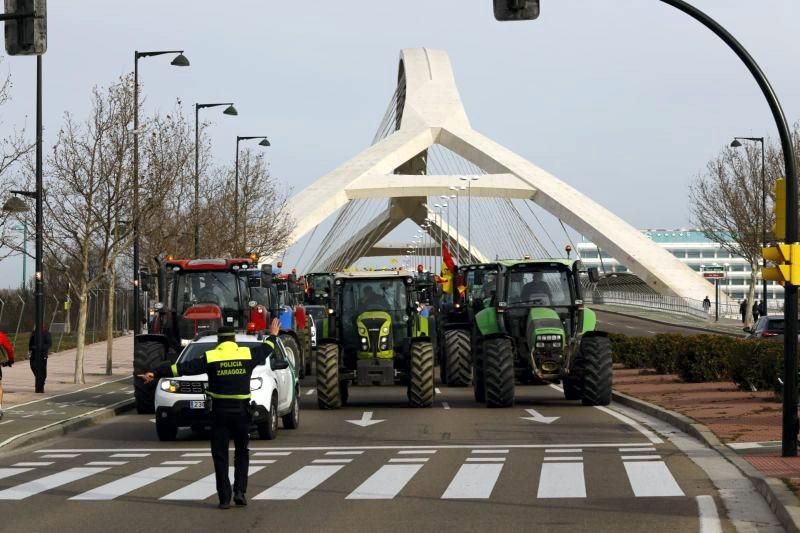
left=270, top=358, right=289, bottom=371
left=139, top=270, right=150, bottom=292
left=248, top=273, right=263, bottom=288
left=587, top=267, right=600, bottom=283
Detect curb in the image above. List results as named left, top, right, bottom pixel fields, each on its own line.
left=597, top=307, right=741, bottom=337
left=613, top=389, right=800, bottom=533
left=0, top=399, right=135, bottom=456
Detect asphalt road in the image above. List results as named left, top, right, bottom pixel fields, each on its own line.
left=595, top=310, right=717, bottom=337
left=0, top=377, right=783, bottom=533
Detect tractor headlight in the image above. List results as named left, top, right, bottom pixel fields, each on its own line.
left=361, top=337, right=368, bottom=346
left=381, top=336, right=388, bottom=343
left=160, top=380, right=179, bottom=393
left=250, top=378, right=263, bottom=391
left=380, top=343, right=388, bottom=350
left=381, top=327, right=389, bottom=335
left=535, top=342, right=545, bottom=348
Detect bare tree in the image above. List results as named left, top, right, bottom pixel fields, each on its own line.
left=690, top=142, right=773, bottom=327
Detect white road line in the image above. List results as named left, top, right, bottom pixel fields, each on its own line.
left=545, top=448, right=581, bottom=454
left=250, top=460, right=276, bottom=465
left=625, top=325, right=635, bottom=329
left=347, top=464, right=423, bottom=500
left=537, top=463, right=586, bottom=498
left=622, top=455, right=662, bottom=461
left=4, top=375, right=130, bottom=410
left=465, top=458, right=506, bottom=463
left=180, top=452, right=211, bottom=458
left=543, top=457, right=583, bottom=462
left=254, top=465, right=344, bottom=500
left=435, top=387, right=442, bottom=394
left=111, top=453, right=150, bottom=458
left=647, top=331, right=657, bottom=335
left=0, top=467, right=109, bottom=500
left=312, top=459, right=352, bottom=464
left=325, top=451, right=364, bottom=456
left=13, top=462, right=53, bottom=467
left=71, top=467, right=185, bottom=500
left=389, top=458, right=429, bottom=463
left=397, top=450, right=437, bottom=455
left=161, top=466, right=264, bottom=501
left=624, top=461, right=684, bottom=497
left=41, top=454, right=79, bottom=458
left=696, top=495, right=723, bottom=533
left=442, top=402, right=451, bottom=410
left=37, top=442, right=654, bottom=453
left=470, top=449, right=509, bottom=454
left=91, top=395, right=104, bottom=399
left=304, top=389, right=315, bottom=396
left=0, top=420, right=14, bottom=425
left=21, top=414, right=33, bottom=418
left=622, top=447, right=657, bottom=452
left=86, top=461, right=128, bottom=466
left=0, top=468, right=33, bottom=481
left=595, top=406, right=664, bottom=444
left=442, top=463, right=503, bottom=499
left=161, top=461, right=201, bottom=466
left=254, top=451, right=292, bottom=456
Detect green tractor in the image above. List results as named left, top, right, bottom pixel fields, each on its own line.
left=454, top=259, right=611, bottom=407
left=315, top=271, right=435, bottom=409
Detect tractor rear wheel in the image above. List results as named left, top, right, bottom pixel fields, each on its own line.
left=444, top=330, right=471, bottom=387
left=316, top=343, right=341, bottom=409
left=484, top=337, right=515, bottom=408
left=408, top=341, right=434, bottom=408
left=133, top=340, right=167, bottom=414
left=473, top=349, right=486, bottom=403
left=281, top=334, right=304, bottom=379
left=579, top=335, right=612, bottom=406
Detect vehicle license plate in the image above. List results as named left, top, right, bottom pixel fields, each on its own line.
left=189, top=400, right=206, bottom=409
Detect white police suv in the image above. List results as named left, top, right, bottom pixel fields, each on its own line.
left=154, top=334, right=300, bottom=441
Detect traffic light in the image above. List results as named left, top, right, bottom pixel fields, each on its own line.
left=774, top=178, right=786, bottom=241
left=762, top=243, right=800, bottom=285
left=493, top=0, right=540, bottom=21
left=3, top=0, right=46, bottom=55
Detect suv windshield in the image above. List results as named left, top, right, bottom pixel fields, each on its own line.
left=506, top=268, right=572, bottom=306
left=175, top=271, right=242, bottom=314
left=178, top=341, right=267, bottom=364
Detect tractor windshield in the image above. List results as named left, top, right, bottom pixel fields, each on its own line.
left=505, top=268, right=573, bottom=307
left=175, top=271, right=242, bottom=314
left=339, top=278, right=408, bottom=348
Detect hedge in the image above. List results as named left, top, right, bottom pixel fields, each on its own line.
left=609, top=332, right=785, bottom=394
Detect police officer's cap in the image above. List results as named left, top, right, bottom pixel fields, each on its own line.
left=217, top=326, right=236, bottom=340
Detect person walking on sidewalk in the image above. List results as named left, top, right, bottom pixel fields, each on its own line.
left=740, top=299, right=748, bottom=324
left=702, top=296, right=711, bottom=314
left=28, top=326, right=51, bottom=393
left=752, top=301, right=761, bottom=323
left=0, top=330, right=14, bottom=419
left=138, top=319, right=281, bottom=509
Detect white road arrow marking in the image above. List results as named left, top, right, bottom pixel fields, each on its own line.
left=521, top=408, right=559, bottom=424
left=346, top=411, right=385, bottom=427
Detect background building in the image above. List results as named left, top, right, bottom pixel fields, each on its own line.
left=577, top=229, right=780, bottom=304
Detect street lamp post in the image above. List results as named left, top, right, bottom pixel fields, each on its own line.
left=459, top=176, right=479, bottom=262
left=133, top=49, right=189, bottom=335
left=731, top=136, right=767, bottom=314
left=194, top=102, right=238, bottom=257
left=234, top=136, right=270, bottom=254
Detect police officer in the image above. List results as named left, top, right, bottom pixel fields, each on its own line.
left=138, top=318, right=280, bottom=509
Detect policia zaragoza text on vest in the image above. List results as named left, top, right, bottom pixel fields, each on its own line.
left=138, top=318, right=281, bottom=509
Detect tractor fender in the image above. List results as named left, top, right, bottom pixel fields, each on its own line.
left=479, top=332, right=512, bottom=343
left=134, top=333, right=170, bottom=352
left=581, top=330, right=608, bottom=339
left=318, top=337, right=341, bottom=346
left=475, top=307, right=501, bottom=336
left=581, top=308, right=598, bottom=334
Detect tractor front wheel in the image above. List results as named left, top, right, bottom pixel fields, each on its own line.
left=579, top=335, right=612, bottom=406
left=133, top=340, right=167, bottom=414
left=316, top=343, right=341, bottom=409
left=281, top=334, right=304, bottom=379
left=473, top=348, right=486, bottom=403
left=484, top=337, right=515, bottom=408
left=408, top=341, right=434, bottom=408
left=444, top=330, right=471, bottom=387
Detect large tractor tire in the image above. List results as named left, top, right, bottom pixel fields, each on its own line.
left=444, top=330, right=471, bottom=387
left=473, top=349, right=486, bottom=403
left=579, top=335, right=612, bottom=406
left=484, top=337, right=515, bottom=408
left=281, top=334, right=304, bottom=379
left=408, top=341, right=435, bottom=408
left=133, top=340, right=167, bottom=414
left=316, top=343, right=341, bottom=409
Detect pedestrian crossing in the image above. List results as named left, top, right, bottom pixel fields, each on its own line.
left=0, top=446, right=688, bottom=503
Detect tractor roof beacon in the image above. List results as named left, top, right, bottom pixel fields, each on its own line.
left=133, top=256, right=274, bottom=414
left=315, top=270, right=435, bottom=409
left=450, top=258, right=611, bottom=407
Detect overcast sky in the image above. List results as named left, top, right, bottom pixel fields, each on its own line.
left=1, top=1, right=798, bottom=286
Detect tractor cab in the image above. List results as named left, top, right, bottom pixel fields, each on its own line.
left=304, top=272, right=334, bottom=306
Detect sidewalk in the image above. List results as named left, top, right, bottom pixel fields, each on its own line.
left=0, top=335, right=135, bottom=450
left=614, top=367, right=800, bottom=492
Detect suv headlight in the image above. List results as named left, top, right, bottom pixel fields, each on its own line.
left=250, top=378, right=263, bottom=391
left=160, top=380, right=179, bottom=393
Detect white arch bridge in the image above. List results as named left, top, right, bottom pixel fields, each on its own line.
left=279, top=48, right=716, bottom=300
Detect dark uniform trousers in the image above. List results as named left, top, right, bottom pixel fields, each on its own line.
left=155, top=337, right=276, bottom=505
left=211, top=400, right=252, bottom=503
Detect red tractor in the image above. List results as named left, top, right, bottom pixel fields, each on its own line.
left=133, top=256, right=272, bottom=413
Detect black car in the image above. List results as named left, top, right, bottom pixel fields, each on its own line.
left=745, top=316, right=800, bottom=340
